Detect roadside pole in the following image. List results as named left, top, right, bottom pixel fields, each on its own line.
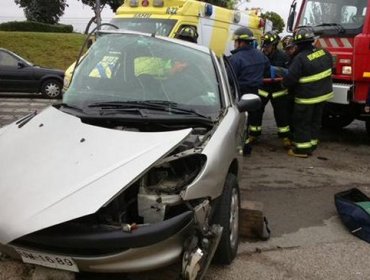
left=96, top=0, right=102, bottom=29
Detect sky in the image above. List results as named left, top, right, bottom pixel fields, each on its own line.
left=0, top=0, right=297, bottom=33
left=0, top=0, right=116, bottom=32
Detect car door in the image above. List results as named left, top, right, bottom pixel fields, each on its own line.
left=220, top=55, right=247, bottom=154
left=0, top=50, right=36, bottom=93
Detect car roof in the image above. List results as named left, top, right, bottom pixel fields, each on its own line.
left=97, top=29, right=212, bottom=55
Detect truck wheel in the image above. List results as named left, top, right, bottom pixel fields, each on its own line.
left=212, top=174, right=240, bottom=265
left=322, top=103, right=354, bottom=129
left=366, top=120, right=370, bottom=136
left=41, top=79, right=62, bottom=99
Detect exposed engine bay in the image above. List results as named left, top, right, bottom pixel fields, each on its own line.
left=11, top=124, right=217, bottom=257
left=82, top=125, right=213, bottom=226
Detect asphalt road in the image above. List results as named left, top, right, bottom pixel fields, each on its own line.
left=0, top=96, right=370, bottom=280
left=0, top=96, right=57, bottom=128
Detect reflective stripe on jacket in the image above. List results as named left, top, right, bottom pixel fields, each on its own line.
left=260, top=49, right=289, bottom=98
left=283, top=45, right=333, bottom=104
left=258, top=89, right=288, bottom=99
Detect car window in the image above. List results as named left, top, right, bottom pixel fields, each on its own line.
left=64, top=33, right=221, bottom=118
left=0, top=51, right=19, bottom=67
left=223, top=56, right=241, bottom=102
left=300, top=0, right=368, bottom=30
left=109, top=18, right=177, bottom=36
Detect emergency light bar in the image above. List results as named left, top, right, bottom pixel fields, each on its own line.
left=153, top=0, right=164, bottom=7
left=129, top=0, right=139, bottom=7
left=204, top=3, right=213, bottom=16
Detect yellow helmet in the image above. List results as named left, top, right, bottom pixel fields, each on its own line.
left=175, top=26, right=198, bottom=43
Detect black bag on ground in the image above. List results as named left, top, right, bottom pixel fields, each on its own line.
left=335, top=188, right=370, bottom=243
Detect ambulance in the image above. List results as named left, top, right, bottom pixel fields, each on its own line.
left=63, top=0, right=267, bottom=89
left=111, top=0, right=266, bottom=56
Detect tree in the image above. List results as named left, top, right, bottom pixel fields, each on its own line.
left=77, top=0, right=124, bottom=34
left=206, top=0, right=237, bottom=9
left=261, top=11, right=285, bottom=34
left=15, top=0, right=67, bottom=24
left=78, top=0, right=124, bottom=13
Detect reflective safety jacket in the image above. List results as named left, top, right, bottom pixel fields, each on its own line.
left=230, top=45, right=270, bottom=93
left=283, top=45, right=333, bottom=104
left=259, top=49, right=289, bottom=99
left=88, top=55, right=119, bottom=78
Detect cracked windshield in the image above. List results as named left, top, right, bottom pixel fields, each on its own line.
left=63, top=33, right=221, bottom=119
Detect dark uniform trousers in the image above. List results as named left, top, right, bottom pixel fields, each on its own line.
left=292, top=102, right=325, bottom=152
left=249, top=88, right=291, bottom=138
left=249, top=49, right=290, bottom=139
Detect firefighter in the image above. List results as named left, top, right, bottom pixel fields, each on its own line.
left=251, top=31, right=291, bottom=147
left=229, top=27, right=270, bottom=94
left=175, top=26, right=198, bottom=43
left=281, top=35, right=298, bottom=134
left=229, top=27, right=270, bottom=153
left=283, top=27, right=334, bottom=158
left=281, top=35, right=298, bottom=61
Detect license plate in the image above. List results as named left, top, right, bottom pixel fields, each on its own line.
left=14, top=247, right=79, bottom=272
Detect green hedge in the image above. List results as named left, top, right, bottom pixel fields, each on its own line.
left=0, top=21, right=73, bottom=33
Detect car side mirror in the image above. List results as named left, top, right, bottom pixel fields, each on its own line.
left=287, top=0, right=297, bottom=32
left=237, top=94, right=261, bottom=113
left=18, top=61, right=27, bottom=68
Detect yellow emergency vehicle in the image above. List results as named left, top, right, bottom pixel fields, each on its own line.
left=64, top=0, right=266, bottom=89
left=112, top=0, right=265, bottom=56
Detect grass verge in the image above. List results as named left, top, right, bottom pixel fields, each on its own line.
left=0, top=31, right=86, bottom=70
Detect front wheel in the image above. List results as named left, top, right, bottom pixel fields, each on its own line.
left=212, top=174, right=240, bottom=265
left=41, top=79, right=62, bottom=99
left=322, top=103, right=354, bottom=129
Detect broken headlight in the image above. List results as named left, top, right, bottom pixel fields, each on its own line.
left=143, top=154, right=207, bottom=194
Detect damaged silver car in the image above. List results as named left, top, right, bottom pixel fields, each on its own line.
left=0, top=30, right=260, bottom=279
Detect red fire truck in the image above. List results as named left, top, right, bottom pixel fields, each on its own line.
left=287, top=0, right=370, bottom=135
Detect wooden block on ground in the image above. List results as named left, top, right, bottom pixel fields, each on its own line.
left=240, top=200, right=265, bottom=239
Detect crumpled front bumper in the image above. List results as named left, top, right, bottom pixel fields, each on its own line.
left=1, top=211, right=194, bottom=273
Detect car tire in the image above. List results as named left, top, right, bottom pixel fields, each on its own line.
left=41, top=79, right=62, bottom=99
left=212, top=173, right=240, bottom=265
left=322, top=103, right=354, bottom=129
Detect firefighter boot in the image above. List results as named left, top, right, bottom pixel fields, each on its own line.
left=288, top=149, right=308, bottom=158
left=246, top=135, right=258, bottom=144
left=243, top=143, right=252, bottom=156
left=243, top=136, right=257, bottom=156
left=282, top=137, right=292, bottom=149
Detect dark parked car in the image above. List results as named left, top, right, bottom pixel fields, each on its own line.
left=0, top=48, right=64, bottom=99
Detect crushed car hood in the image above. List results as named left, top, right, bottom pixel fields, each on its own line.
left=0, top=106, right=191, bottom=244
